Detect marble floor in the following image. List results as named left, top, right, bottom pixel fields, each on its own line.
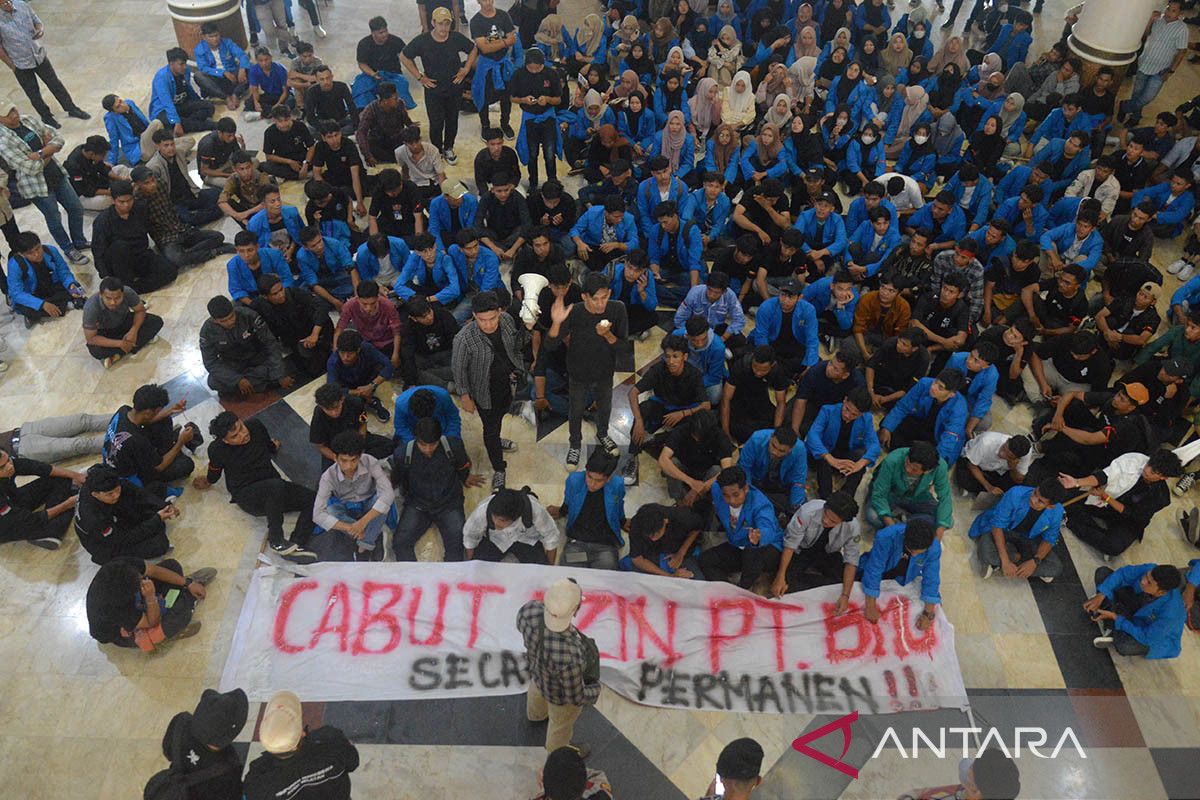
left=0, top=0, right=1198, bottom=798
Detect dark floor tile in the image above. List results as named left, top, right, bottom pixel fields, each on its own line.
left=252, top=401, right=323, bottom=487
left=1151, top=748, right=1200, bottom=800
left=220, top=390, right=281, bottom=419
left=960, top=691, right=1082, bottom=744
left=321, top=701, right=392, bottom=744
left=160, top=372, right=215, bottom=410
left=1046, top=633, right=1123, bottom=690
left=383, top=696, right=545, bottom=747
left=1068, top=690, right=1145, bottom=748
left=587, top=722, right=689, bottom=800
left=1030, top=581, right=1094, bottom=634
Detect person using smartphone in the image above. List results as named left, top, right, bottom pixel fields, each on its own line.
left=697, top=738, right=764, bottom=799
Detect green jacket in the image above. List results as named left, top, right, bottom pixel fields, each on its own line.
left=869, top=447, right=954, bottom=529
left=1134, top=326, right=1200, bottom=397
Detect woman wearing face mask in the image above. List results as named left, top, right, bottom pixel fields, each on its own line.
left=885, top=83, right=931, bottom=158
left=740, top=122, right=787, bottom=186
left=617, top=91, right=656, bottom=158
left=789, top=55, right=818, bottom=116
left=821, top=104, right=855, bottom=172
left=906, top=21, right=933, bottom=62
left=649, top=110, right=697, bottom=185
left=704, top=122, right=742, bottom=186
left=893, top=121, right=937, bottom=190
left=723, top=70, right=758, bottom=134
left=932, top=110, right=966, bottom=178
left=842, top=122, right=885, bottom=194
left=825, top=61, right=871, bottom=128
left=708, top=25, right=744, bottom=87
left=689, top=77, right=724, bottom=144
left=881, top=33, right=913, bottom=80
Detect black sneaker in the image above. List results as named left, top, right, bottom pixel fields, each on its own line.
left=501, top=122, right=515, bottom=140
left=370, top=397, right=391, bottom=422
left=187, top=567, right=218, bottom=585
left=30, top=536, right=61, bottom=550
left=566, top=446, right=581, bottom=469
left=621, top=454, right=639, bottom=485
left=597, top=435, right=618, bottom=457
left=41, top=115, right=60, bottom=129
left=492, top=469, right=506, bottom=492
left=270, top=541, right=318, bottom=563
left=183, top=422, right=204, bottom=454
left=66, top=107, right=91, bottom=120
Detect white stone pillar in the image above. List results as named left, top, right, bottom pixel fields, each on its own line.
left=1068, top=0, right=1158, bottom=66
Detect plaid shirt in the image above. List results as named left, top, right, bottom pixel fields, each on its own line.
left=0, top=115, right=63, bottom=199
left=135, top=180, right=188, bottom=247
left=516, top=600, right=601, bottom=708
left=930, top=251, right=985, bottom=324
left=450, top=313, right=525, bottom=409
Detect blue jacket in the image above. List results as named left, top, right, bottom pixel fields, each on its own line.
left=709, top=481, right=784, bottom=551
left=1097, top=564, right=1186, bottom=659
left=993, top=195, right=1048, bottom=240
left=566, top=106, right=617, bottom=141
left=194, top=37, right=250, bottom=77
left=748, top=296, right=819, bottom=367
left=326, top=341, right=394, bottom=386
left=738, top=140, right=791, bottom=182
left=636, top=176, right=691, bottom=239
left=684, top=187, right=733, bottom=241
left=893, top=142, right=937, bottom=188
left=738, top=428, right=808, bottom=508
left=674, top=284, right=745, bottom=334
left=649, top=220, right=706, bottom=279
left=968, top=485, right=1063, bottom=547
left=792, top=209, right=848, bottom=257
left=882, top=377, right=969, bottom=462
left=989, top=23, right=1032, bottom=67
left=225, top=247, right=293, bottom=301
left=703, top=139, right=741, bottom=185
left=564, top=471, right=626, bottom=546
left=5, top=246, right=78, bottom=311
left=845, top=196, right=899, bottom=235
left=965, top=226, right=1016, bottom=266
left=847, top=220, right=900, bottom=274
left=149, top=64, right=200, bottom=126
left=652, top=88, right=692, bottom=127
left=609, top=263, right=658, bottom=310
left=860, top=522, right=942, bottom=604
left=1029, top=138, right=1091, bottom=197
left=103, top=100, right=151, bottom=165
left=942, top=173, right=995, bottom=230
left=803, top=276, right=859, bottom=332
left=1132, top=182, right=1196, bottom=236
left=394, top=385, right=462, bottom=445
left=394, top=250, right=461, bottom=305
left=1039, top=223, right=1103, bottom=274
left=845, top=138, right=886, bottom=178
left=824, top=77, right=873, bottom=125
left=617, top=107, right=657, bottom=150
left=945, top=351, right=999, bottom=420
left=297, top=238, right=356, bottom=297
left=674, top=327, right=727, bottom=388
left=353, top=237, right=411, bottom=283
left=427, top=194, right=479, bottom=249
left=806, top=402, right=881, bottom=465
left=569, top=205, right=640, bottom=250
left=1028, top=108, right=1085, bottom=149
left=994, top=165, right=1037, bottom=206
left=448, top=244, right=502, bottom=293
left=1171, top=275, right=1200, bottom=310
left=247, top=206, right=304, bottom=249
left=885, top=100, right=933, bottom=144
left=977, top=97, right=1026, bottom=143
left=648, top=132, right=697, bottom=180
left=906, top=202, right=967, bottom=245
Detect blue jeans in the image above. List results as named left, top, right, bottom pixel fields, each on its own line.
left=1123, top=71, right=1165, bottom=118
left=531, top=364, right=570, bottom=419
left=31, top=181, right=86, bottom=250
left=393, top=504, right=466, bottom=561
left=325, top=497, right=389, bottom=551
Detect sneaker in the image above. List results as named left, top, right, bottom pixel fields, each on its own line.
left=1179, top=264, right=1196, bottom=281
left=314, top=24, right=327, bottom=37
left=66, top=107, right=91, bottom=120
left=566, top=446, right=581, bottom=469
left=981, top=564, right=995, bottom=580
left=370, top=397, right=391, bottom=422
left=573, top=743, right=591, bottom=760
left=491, top=469, right=506, bottom=492
left=103, top=353, right=122, bottom=369
left=164, top=486, right=184, bottom=500
left=215, top=243, right=237, bottom=255
left=281, top=47, right=297, bottom=59
left=75, top=239, right=91, bottom=250
left=518, top=401, right=538, bottom=429
left=30, top=536, right=62, bottom=550
left=243, top=110, right=262, bottom=122
left=187, top=567, right=218, bottom=585
left=501, top=122, right=515, bottom=140
left=500, top=438, right=517, bottom=452
left=270, top=541, right=319, bottom=563
left=1039, top=575, right=1054, bottom=584
left=443, top=148, right=458, bottom=165
left=621, top=453, right=639, bottom=485
left=1168, top=259, right=1188, bottom=275
left=41, top=115, right=60, bottom=129
left=183, top=422, right=204, bottom=454
left=174, top=621, right=203, bottom=640
left=597, top=435, right=619, bottom=457
left=1176, top=472, right=1196, bottom=496
left=636, top=329, right=652, bottom=341
left=23, top=315, right=35, bottom=330
left=64, top=248, right=89, bottom=266
left=1092, top=635, right=1114, bottom=649
left=1185, top=508, right=1200, bottom=546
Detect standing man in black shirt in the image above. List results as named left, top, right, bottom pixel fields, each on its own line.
left=260, top=105, right=314, bottom=182
left=355, top=15, right=414, bottom=110
left=402, top=7, right=477, bottom=165
left=470, top=0, right=518, bottom=140
left=244, top=691, right=359, bottom=800
left=546, top=271, right=629, bottom=469
left=194, top=412, right=317, bottom=563
left=508, top=49, right=561, bottom=190
left=0, top=446, right=81, bottom=550
left=474, top=129, right=522, bottom=193
left=304, top=66, right=358, bottom=135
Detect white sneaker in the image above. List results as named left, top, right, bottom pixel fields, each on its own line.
left=443, top=148, right=458, bottom=165
left=1167, top=259, right=1188, bottom=275
left=982, top=564, right=995, bottom=580
left=1092, top=635, right=1114, bottom=649
left=243, top=110, right=262, bottom=122
left=1179, top=264, right=1196, bottom=281
left=314, top=24, right=327, bottom=37
left=518, top=401, right=537, bottom=429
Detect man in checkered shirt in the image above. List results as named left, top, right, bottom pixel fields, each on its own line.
left=517, top=577, right=601, bottom=756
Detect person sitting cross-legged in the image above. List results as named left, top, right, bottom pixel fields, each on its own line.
left=867, top=442, right=954, bottom=535
left=879, top=368, right=969, bottom=465
left=771, top=491, right=861, bottom=602
left=312, top=431, right=394, bottom=562
left=0, top=446, right=82, bottom=550
left=74, top=464, right=179, bottom=565
left=82, top=277, right=165, bottom=369
left=251, top=273, right=333, bottom=381
left=326, top=329, right=394, bottom=423
left=738, top=425, right=807, bottom=516
left=200, top=295, right=294, bottom=397
left=309, top=382, right=393, bottom=471
left=1085, top=563, right=1186, bottom=659
left=392, top=417, right=481, bottom=562
left=658, top=409, right=736, bottom=513
left=699, top=466, right=784, bottom=589
left=970, top=478, right=1068, bottom=583
left=468, top=486, right=562, bottom=565
left=858, top=516, right=942, bottom=629
left=548, top=451, right=626, bottom=570
left=956, top=432, right=1034, bottom=501
left=193, top=411, right=317, bottom=563
left=806, top=386, right=881, bottom=500
left=5, top=231, right=84, bottom=328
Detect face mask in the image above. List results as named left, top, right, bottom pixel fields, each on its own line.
left=914, top=29, right=925, bottom=38
left=861, top=134, right=876, bottom=145
left=914, top=134, right=929, bottom=144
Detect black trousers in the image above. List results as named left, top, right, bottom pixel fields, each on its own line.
left=194, top=72, right=247, bottom=100
left=814, top=459, right=867, bottom=500
left=700, top=542, right=781, bottom=589
left=111, top=558, right=196, bottom=647
left=473, top=536, right=548, bottom=563
left=287, top=331, right=333, bottom=380
left=105, top=242, right=177, bottom=293
left=479, top=402, right=508, bottom=471
left=426, top=89, right=461, bottom=151
left=1069, top=506, right=1139, bottom=557
left=14, top=288, right=71, bottom=322
left=890, top=414, right=937, bottom=451
left=524, top=118, right=558, bottom=188
left=366, top=133, right=404, bottom=164
left=0, top=475, right=75, bottom=543
left=234, top=478, right=316, bottom=546
left=783, top=544, right=845, bottom=591
left=729, top=404, right=776, bottom=445
left=627, top=304, right=658, bottom=337
left=1093, top=566, right=1152, bottom=656
left=477, top=72, right=512, bottom=131
left=259, top=160, right=303, bottom=181
left=13, top=58, right=77, bottom=119
left=86, top=313, right=165, bottom=361
left=568, top=376, right=613, bottom=447
left=954, top=460, right=1019, bottom=494
left=155, top=100, right=215, bottom=133
left=163, top=228, right=226, bottom=268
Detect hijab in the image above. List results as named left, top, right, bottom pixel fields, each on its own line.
left=794, top=26, right=820, bottom=59
left=881, top=33, right=912, bottom=78
left=626, top=43, right=655, bottom=78
left=978, top=53, right=1002, bottom=83
left=615, top=14, right=641, bottom=47
left=859, top=39, right=881, bottom=73
left=907, top=123, right=934, bottom=157
left=998, top=92, right=1025, bottom=132
left=821, top=0, right=850, bottom=41
left=906, top=56, right=930, bottom=85
left=715, top=25, right=741, bottom=56
left=688, top=18, right=714, bottom=54
left=933, top=111, right=964, bottom=158
left=726, top=70, right=755, bottom=118
left=819, top=47, right=848, bottom=81
left=790, top=56, right=817, bottom=104
left=660, top=110, right=688, bottom=170
left=977, top=72, right=1006, bottom=102
left=622, top=94, right=646, bottom=134
left=651, top=19, right=677, bottom=61
left=577, top=14, right=605, bottom=58
left=790, top=114, right=823, bottom=163
left=896, top=84, right=929, bottom=139
left=929, top=35, right=969, bottom=75
left=661, top=69, right=686, bottom=110
left=535, top=15, right=565, bottom=60
left=711, top=123, right=739, bottom=171
left=761, top=62, right=791, bottom=100
left=928, top=64, right=963, bottom=109
left=764, top=93, right=793, bottom=129
left=832, top=27, right=853, bottom=53
left=756, top=122, right=783, bottom=161
left=715, top=0, right=737, bottom=26
left=597, top=124, right=629, bottom=153
left=613, top=69, right=647, bottom=100
left=690, top=77, right=723, bottom=131
left=835, top=61, right=861, bottom=104
left=873, top=74, right=896, bottom=113
left=970, top=115, right=1007, bottom=166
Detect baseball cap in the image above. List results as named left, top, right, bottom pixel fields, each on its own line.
left=543, top=578, right=582, bottom=632
left=441, top=180, right=469, bottom=200
left=431, top=6, right=453, bottom=22
left=190, top=688, right=249, bottom=749
left=804, top=166, right=824, bottom=180
left=1162, top=358, right=1190, bottom=378
left=717, top=737, right=765, bottom=781
left=259, top=690, right=304, bottom=754
left=1138, top=281, right=1160, bottom=300
left=1122, top=382, right=1149, bottom=406
left=779, top=278, right=802, bottom=295
left=815, top=191, right=836, bottom=205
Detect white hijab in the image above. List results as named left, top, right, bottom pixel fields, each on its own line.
left=726, top=70, right=755, bottom=118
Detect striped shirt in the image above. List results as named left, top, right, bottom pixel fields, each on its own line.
left=1137, top=17, right=1188, bottom=75
left=0, top=0, right=44, bottom=69
left=0, top=115, right=62, bottom=198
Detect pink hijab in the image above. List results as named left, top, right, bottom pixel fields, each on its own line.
left=689, top=77, right=722, bottom=131
left=660, top=110, right=688, bottom=171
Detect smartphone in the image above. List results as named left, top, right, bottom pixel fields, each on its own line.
left=713, top=774, right=725, bottom=796
left=164, top=589, right=180, bottom=609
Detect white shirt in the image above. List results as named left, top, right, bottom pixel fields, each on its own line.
left=462, top=495, right=562, bottom=553
left=374, top=254, right=399, bottom=286
left=878, top=172, right=926, bottom=212
left=961, top=431, right=1033, bottom=476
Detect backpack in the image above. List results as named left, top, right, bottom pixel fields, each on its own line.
left=487, top=485, right=537, bottom=531
left=143, top=716, right=234, bottom=800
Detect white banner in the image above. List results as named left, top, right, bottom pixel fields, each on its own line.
left=220, top=562, right=968, bottom=715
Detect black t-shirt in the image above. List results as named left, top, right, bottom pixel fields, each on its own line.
left=313, top=139, right=364, bottom=190
left=1039, top=337, right=1113, bottom=389
left=167, top=160, right=192, bottom=202
left=795, top=360, right=864, bottom=408
left=556, top=301, right=628, bottom=382
left=773, top=308, right=805, bottom=359
left=0, top=456, right=51, bottom=507
left=1012, top=505, right=1040, bottom=535
left=1104, top=297, right=1161, bottom=340
left=628, top=505, right=703, bottom=562
left=913, top=294, right=969, bottom=338
left=978, top=325, right=1020, bottom=372
left=738, top=188, right=787, bottom=240
left=568, top=487, right=614, bottom=544
left=309, top=395, right=368, bottom=449
left=369, top=181, right=424, bottom=238
left=1036, top=279, right=1088, bottom=329
left=868, top=338, right=931, bottom=392
left=306, top=188, right=352, bottom=229
left=356, top=33, right=407, bottom=73
left=986, top=257, right=1039, bottom=297
left=508, top=67, right=562, bottom=113
left=470, top=10, right=516, bottom=59
left=1105, top=258, right=1160, bottom=300
left=1113, top=154, right=1152, bottom=194
left=535, top=285, right=582, bottom=330
left=207, top=418, right=280, bottom=498
left=728, top=354, right=789, bottom=410
left=665, top=423, right=734, bottom=477
left=197, top=131, right=239, bottom=172
left=85, top=556, right=145, bottom=643
left=243, top=726, right=359, bottom=800
left=124, top=109, right=148, bottom=137
left=711, top=245, right=755, bottom=285
left=105, top=406, right=163, bottom=481
left=762, top=241, right=806, bottom=279
left=262, top=122, right=315, bottom=162
left=306, top=81, right=356, bottom=124
left=1079, top=88, right=1115, bottom=118
left=402, top=31, right=475, bottom=90
left=636, top=362, right=706, bottom=408
left=486, top=329, right=516, bottom=407
left=162, top=712, right=245, bottom=800
left=474, top=147, right=522, bottom=193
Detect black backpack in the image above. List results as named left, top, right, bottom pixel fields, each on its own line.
left=143, top=716, right=235, bottom=800
left=487, top=485, right=537, bottom=531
